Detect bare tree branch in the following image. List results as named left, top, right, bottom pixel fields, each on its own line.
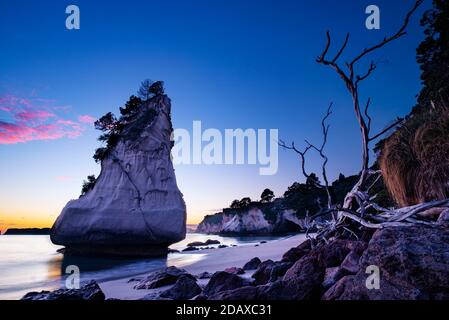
left=280, top=103, right=334, bottom=208
left=348, top=0, right=424, bottom=69
left=316, top=0, right=423, bottom=210
left=368, top=118, right=404, bottom=142
left=279, top=140, right=313, bottom=180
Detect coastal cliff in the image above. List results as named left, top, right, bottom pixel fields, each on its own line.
left=196, top=173, right=385, bottom=235
left=51, top=92, right=186, bottom=257
left=196, top=203, right=303, bottom=235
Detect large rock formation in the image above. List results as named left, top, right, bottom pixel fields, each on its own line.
left=51, top=95, right=186, bottom=257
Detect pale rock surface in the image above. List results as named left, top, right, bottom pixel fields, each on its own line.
left=51, top=95, right=186, bottom=257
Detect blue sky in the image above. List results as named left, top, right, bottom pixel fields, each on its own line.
left=0, top=0, right=429, bottom=227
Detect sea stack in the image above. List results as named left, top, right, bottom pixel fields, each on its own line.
left=51, top=93, right=186, bottom=257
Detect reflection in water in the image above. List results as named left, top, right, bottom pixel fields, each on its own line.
left=0, top=233, right=286, bottom=299
left=46, top=255, right=64, bottom=281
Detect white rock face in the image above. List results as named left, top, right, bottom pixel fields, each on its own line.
left=196, top=205, right=305, bottom=235
left=196, top=208, right=275, bottom=234
left=51, top=95, right=186, bottom=257
left=222, top=208, right=272, bottom=233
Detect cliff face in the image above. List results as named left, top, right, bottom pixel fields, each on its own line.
left=196, top=174, right=375, bottom=235
left=51, top=95, right=186, bottom=257
left=196, top=202, right=302, bottom=235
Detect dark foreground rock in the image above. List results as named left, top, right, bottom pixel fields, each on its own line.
left=134, top=266, right=196, bottom=290
left=187, top=239, right=221, bottom=247
left=252, top=260, right=293, bottom=285
left=22, top=281, right=105, bottom=300
left=323, top=225, right=449, bottom=300
left=203, top=272, right=250, bottom=297
left=159, top=275, right=202, bottom=300
left=243, top=257, right=262, bottom=270
left=224, top=267, right=245, bottom=275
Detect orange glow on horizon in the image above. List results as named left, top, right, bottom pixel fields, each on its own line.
left=0, top=209, right=204, bottom=232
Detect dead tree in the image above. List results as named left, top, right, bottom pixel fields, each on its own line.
left=280, top=103, right=333, bottom=207
left=316, top=0, right=423, bottom=212
left=282, top=0, right=449, bottom=241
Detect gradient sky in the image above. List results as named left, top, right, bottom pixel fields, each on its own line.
left=0, top=0, right=429, bottom=230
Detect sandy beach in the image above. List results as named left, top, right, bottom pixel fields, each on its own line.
left=99, top=233, right=309, bottom=300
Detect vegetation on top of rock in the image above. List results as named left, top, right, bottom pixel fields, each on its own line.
left=80, top=174, right=96, bottom=196
left=260, top=189, right=275, bottom=203
left=92, top=81, right=165, bottom=164
left=138, top=79, right=165, bottom=101
left=78, top=80, right=166, bottom=196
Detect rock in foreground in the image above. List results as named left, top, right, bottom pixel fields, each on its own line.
left=200, top=224, right=449, bottom=300
left=21, top=281, right=105, bottom=301
left=134, top=266, right=195, bottom=290
left=50, top=95, right=186, bottom=257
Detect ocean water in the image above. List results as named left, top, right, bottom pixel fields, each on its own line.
left=0, top=233, right=283, bottom=300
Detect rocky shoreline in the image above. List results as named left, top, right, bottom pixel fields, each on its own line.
left=22, top=213, right=449, bottom=300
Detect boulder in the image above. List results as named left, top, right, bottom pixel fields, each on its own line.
left=205, top=239, right=221, bottom=245
left=187, top=241, right=207, bottom=247
left=159, top=275, right=202, bottom=300
left=322, top=267, right=343, bottom=290
left=203, top=272, right=250, bottom=297
left=21, top=281, right=105, bottom=300
left=256, top=239, right=365, bottom=300
left=252, top=260, right=275, bottom=285
left=208, top=286, right=258, bottom=300
left=323, top=225, right=449, bottom=300
left=182, top=246, right=199, bottom=252
left=252, top=260, right=293, bottom=285
left=281, top=239, right=312, bottom=263
left=224, top=267, right=245, bottom=275
left=187, top=239, right=221, bottom=247
left=243, top=257, right=262, bottom=270
left=50, top=95, right=186, bottom=257
left=134, top=266, right=195, bottom=290
left=196, top=272, right=213, bottom=279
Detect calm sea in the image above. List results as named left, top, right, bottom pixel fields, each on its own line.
left=0, top=233, right=282, bottom=300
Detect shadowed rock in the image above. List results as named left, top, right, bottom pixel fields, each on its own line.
left=159, top=275, right=202, bottom=300
left=243, top=257, right=262, bottom=270
left=134, top=266, right=195, bottom=290
left=21, top=281, right=104, bottom=301
left=203, top=272, right=250, bottom=297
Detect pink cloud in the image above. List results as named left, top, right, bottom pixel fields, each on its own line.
left=0, top=94, right=94, bottom=145
left=16, top=110, right=56, bottom=122
left=56, top=175, right=74, bottom=182
left=78, top=115, right=96, bottom=124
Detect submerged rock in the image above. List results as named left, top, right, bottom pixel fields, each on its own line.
left=50, top=95, right=186, bottom=257
left=21, top=281, right=105, bottom=301
left=187, top=239, right=221, bottom=247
